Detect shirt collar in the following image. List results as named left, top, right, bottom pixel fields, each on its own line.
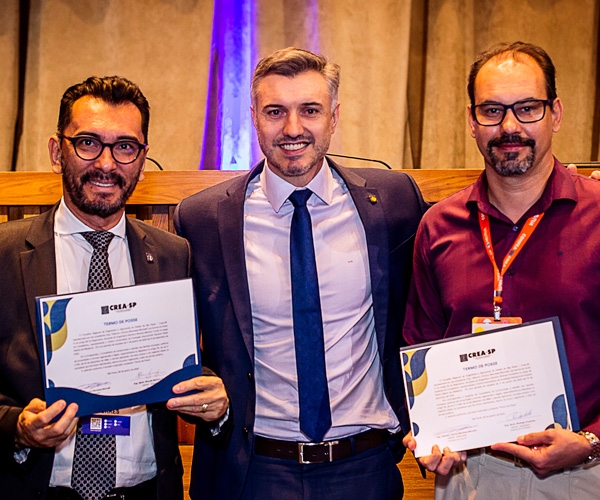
left=260, top=158, right=333, bottom=212
left=55, top=198, right=127, bottom=238
left=467, top=157, right=577, bottom=221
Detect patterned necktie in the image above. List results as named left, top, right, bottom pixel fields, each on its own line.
left=71, top=231, right=116, bottom=500
left=289, top=190, right=332, bottom=442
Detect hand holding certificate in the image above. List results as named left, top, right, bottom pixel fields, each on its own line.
left=400, top=318, right=578, bottom=459
left=36, top=278, right=202, bottom=416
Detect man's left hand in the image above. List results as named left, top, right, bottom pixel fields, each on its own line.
left=402, top=431, right=466, bottom=475
left=491, top=428, right=590, bottom=477
left=167, top=375, right=229, bottom=422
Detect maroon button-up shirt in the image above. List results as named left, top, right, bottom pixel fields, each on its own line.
left=404, top=158, right=600, bottom=436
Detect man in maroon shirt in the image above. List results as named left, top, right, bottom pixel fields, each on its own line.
left=403, top=42, right=600, bottom=499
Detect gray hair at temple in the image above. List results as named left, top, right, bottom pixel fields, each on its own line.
left=251, top=47, right=341, bottom=111
left=57, top=76, right=150, bottom=143
left=467, top=41, right=558, bottom=108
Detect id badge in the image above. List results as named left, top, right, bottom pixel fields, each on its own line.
left=472, top=316, right=522, bottom=334
left=80, top=413, right=131, bottom=436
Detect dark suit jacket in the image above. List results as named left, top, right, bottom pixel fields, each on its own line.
left=175, top=159, right=428, bottom=500
left=0, top=204, right=191, bottom=500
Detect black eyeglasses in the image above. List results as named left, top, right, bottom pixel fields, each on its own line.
left=59, top=135, right=147, bottom=164
left=472, top=99, right=553, bottom=126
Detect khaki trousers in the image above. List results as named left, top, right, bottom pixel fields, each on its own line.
left=435, top=450, right=600, bottom=500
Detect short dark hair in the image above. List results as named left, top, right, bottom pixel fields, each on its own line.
left=467, top=41, right=557, bottom=107
left=251, top=47, right=340, bottom=109
left=57, top=76, right=150, bottom=142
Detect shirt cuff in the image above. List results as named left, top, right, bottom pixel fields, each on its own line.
left=209, top=405, right=230, bottom=437
left=14, top=447, right=31, bottom=464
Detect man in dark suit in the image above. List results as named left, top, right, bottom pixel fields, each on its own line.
left=175, top=48, right=428, bottom=500
left=0, top=76, right=228, bottom=500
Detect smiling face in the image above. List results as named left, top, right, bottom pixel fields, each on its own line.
left=251, top=70, right=340, bottom=187
left=49, top=96, right=147, bottom=230
left=468, top=54, right=562, bottom=179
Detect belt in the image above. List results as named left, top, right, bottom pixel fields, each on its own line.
left=255, top=429, right=388, bottom=464
left=47, top=477, right=157, bottom=500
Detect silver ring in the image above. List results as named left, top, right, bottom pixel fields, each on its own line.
left=201, top=403, right=209, bottom=413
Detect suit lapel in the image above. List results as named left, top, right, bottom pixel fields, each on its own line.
left=21, top=209, right=158, bottom=347
left=331, top=160, right=390, bottom=360
left=218, top=163, right=264, bottom=360
left=22, top=207, right=59, bottom=348
left=126, top=218, right=160, bottom=285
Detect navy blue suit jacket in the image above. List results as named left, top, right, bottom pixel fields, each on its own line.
left=175, top=159, right=428, bottom=500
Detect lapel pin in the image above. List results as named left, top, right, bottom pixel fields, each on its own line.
left=368, top=195, right=377, bottom=204
left=145, top=252, right=154, bottom=263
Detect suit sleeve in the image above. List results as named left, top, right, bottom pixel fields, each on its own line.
left=402, top=217, right=449, bottom=345
left=173, top=199, right=233, bottom=446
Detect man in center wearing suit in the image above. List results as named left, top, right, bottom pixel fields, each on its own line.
left=175, top=47, right=428, bottom=499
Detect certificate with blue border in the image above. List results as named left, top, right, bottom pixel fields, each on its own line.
left=36, top=278, right=201, bottom=417
left=401, top=317, right=579, bottom=457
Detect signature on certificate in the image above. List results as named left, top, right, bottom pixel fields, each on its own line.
left=505, top=409, right=536, bottom=422
left=78, top=381, right=111, bottom=392
left=133, top=369, right=165, bottom=383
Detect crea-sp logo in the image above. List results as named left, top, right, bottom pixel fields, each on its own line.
left=101, top=302, right=137, bottom=315
left=459, top=348, right=496, bottom=362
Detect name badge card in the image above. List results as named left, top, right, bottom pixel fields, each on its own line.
left=36, top=278, right=201, bottom=417
left=81, top=414, right=131, bottom=436
left=400, top=317, right=578, bottom=458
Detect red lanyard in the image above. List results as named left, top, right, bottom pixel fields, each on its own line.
left=478, top=211, right=544, bottom=320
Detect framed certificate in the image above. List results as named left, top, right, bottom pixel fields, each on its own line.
left=36, top=278, right=201, bottom=416
left=400, top=317, right=578, bottom=457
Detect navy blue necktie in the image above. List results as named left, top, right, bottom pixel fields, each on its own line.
left=289, top=189, right=331, bottom=442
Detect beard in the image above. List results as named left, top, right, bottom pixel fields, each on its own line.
left=259, top=132, right=329, bottom=179
left=487, top=133, right=536, bottom=176
left=61, top=158, right=141, bottom=218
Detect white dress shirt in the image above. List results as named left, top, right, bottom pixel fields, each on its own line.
left=50, top=199, right=157, bottom=488
left=245, top=161, right=399, bottom=442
